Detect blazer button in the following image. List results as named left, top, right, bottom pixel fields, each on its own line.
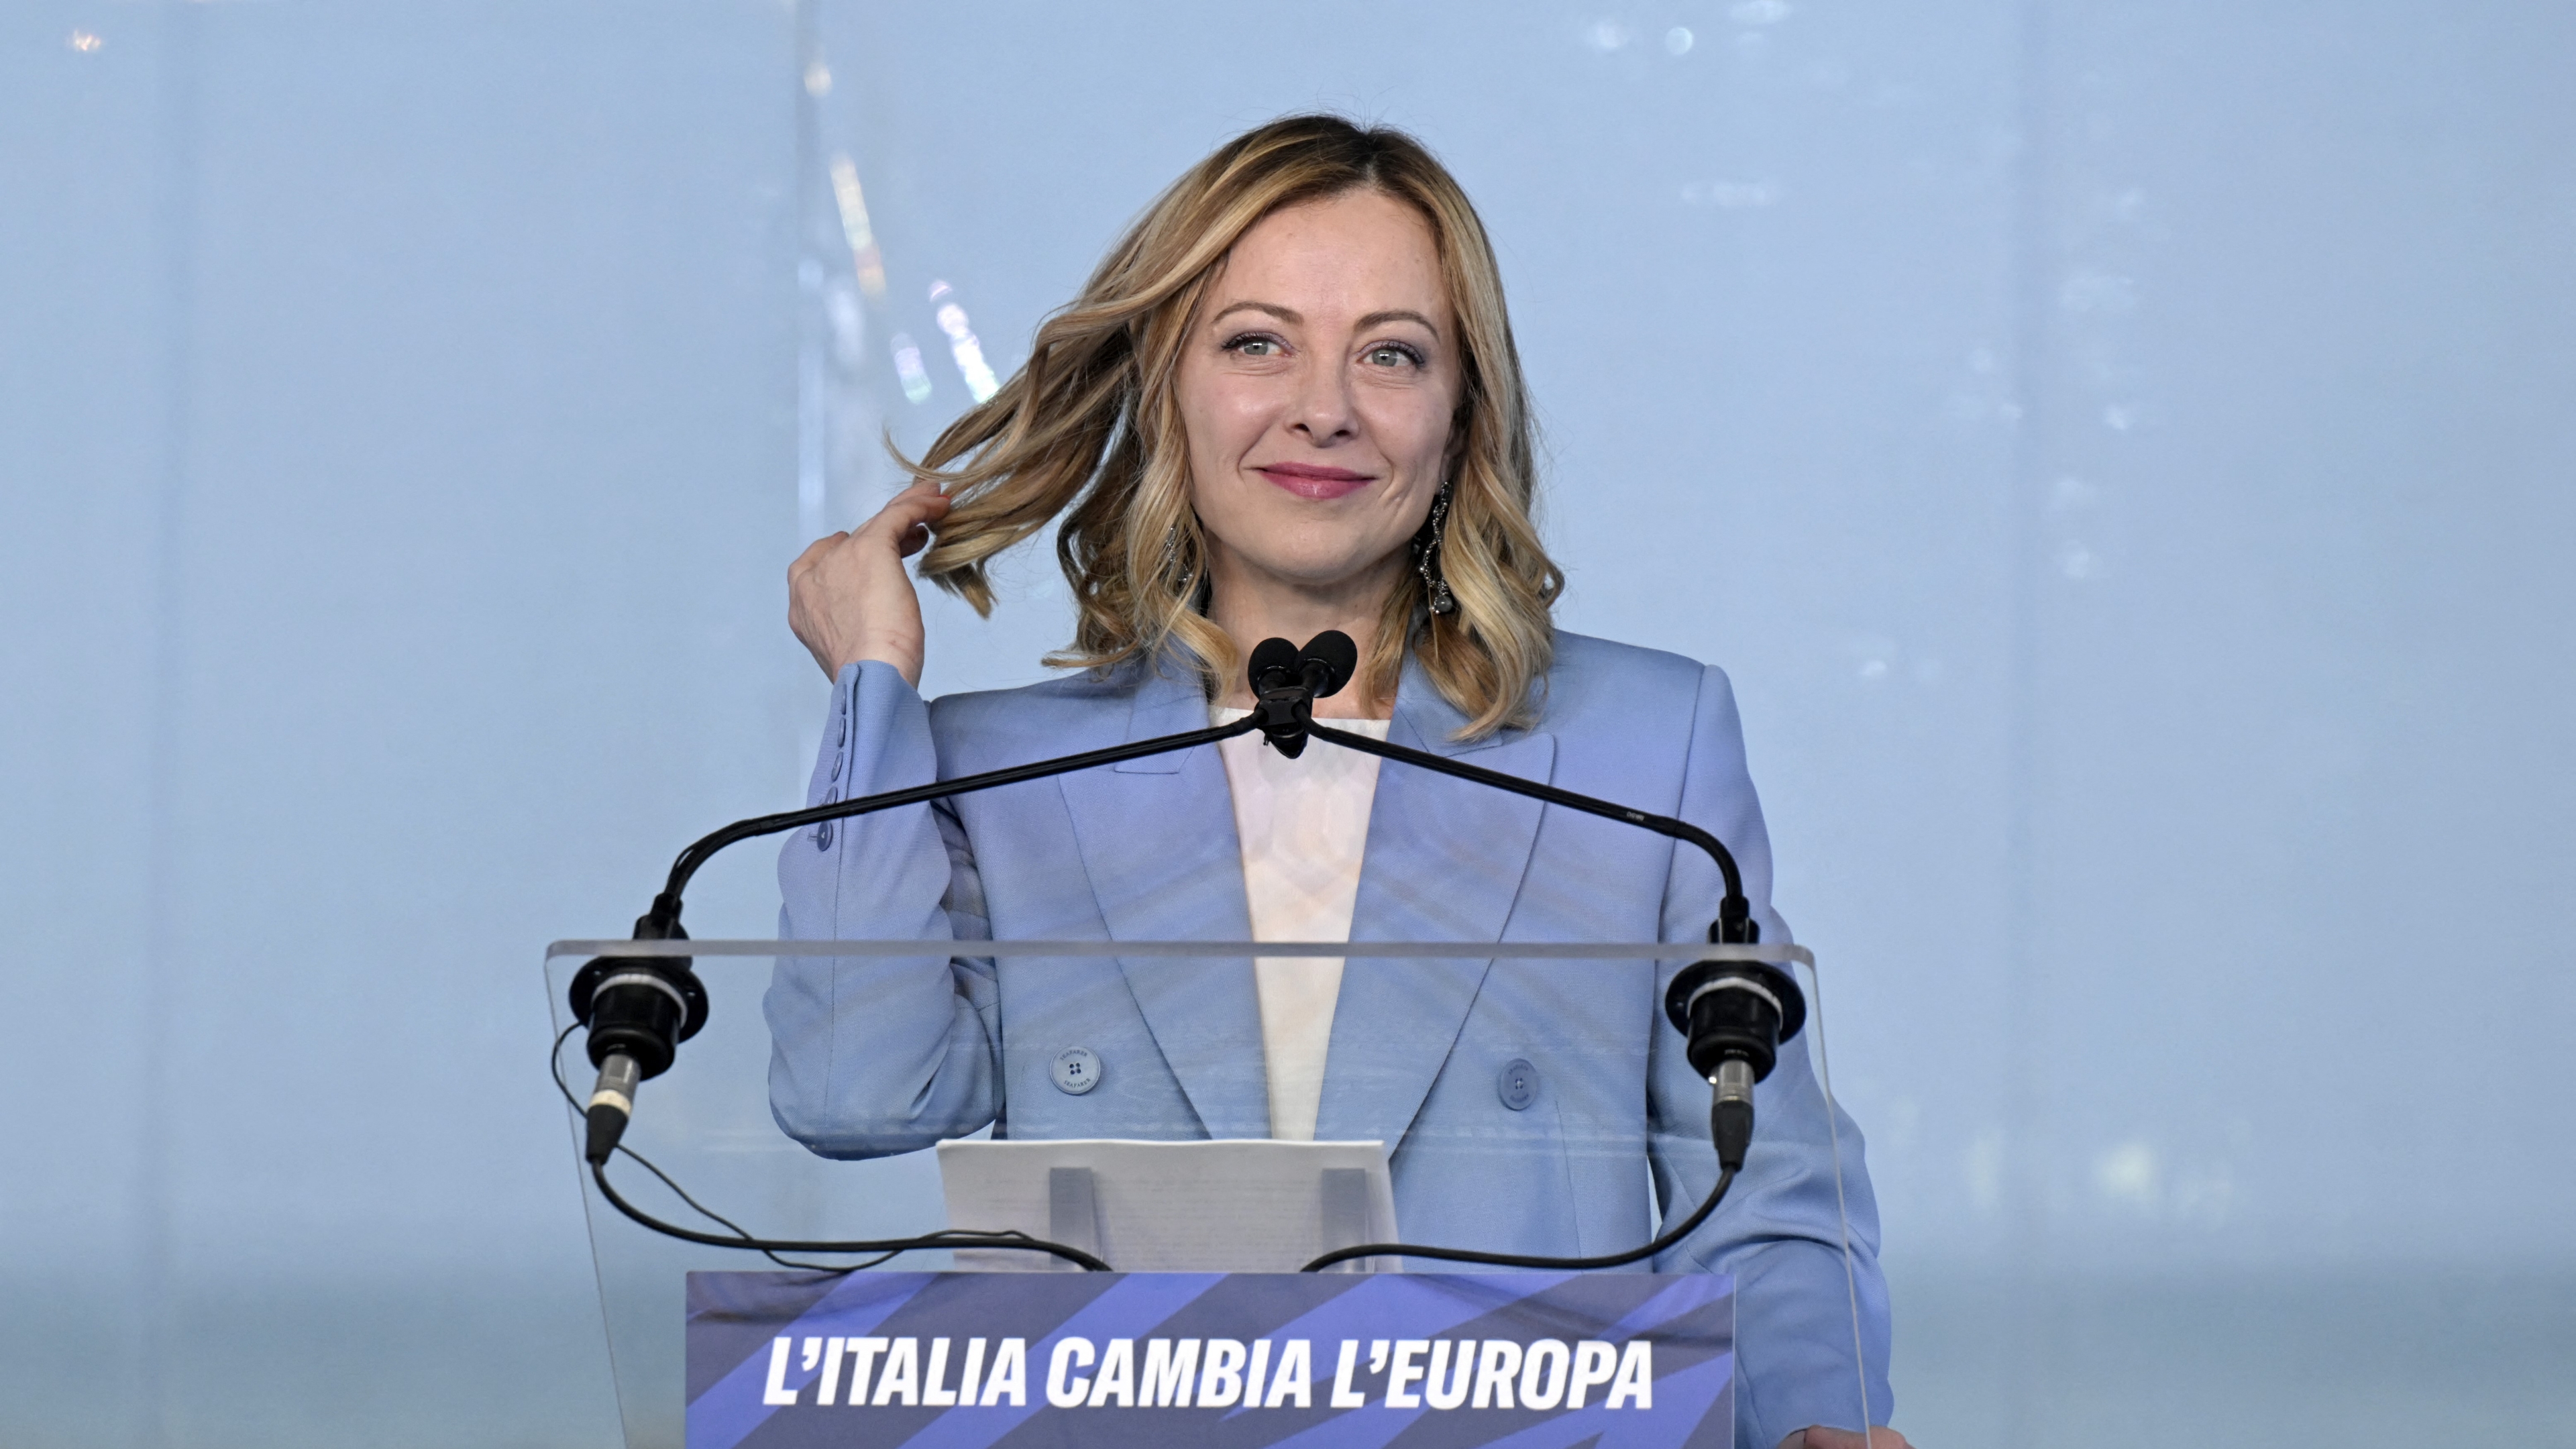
left=813, top=787, right=839, bottom=851
left=1497, top=1058, right=1539, bottom=1112
left=1052, top=1048, right=1103, bottom=1096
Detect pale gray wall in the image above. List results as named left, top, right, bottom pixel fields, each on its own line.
left=3, top=2, right=2569, bottom=1446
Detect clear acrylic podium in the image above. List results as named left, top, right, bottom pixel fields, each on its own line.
left=545, top=938, right=1849, bottom=1449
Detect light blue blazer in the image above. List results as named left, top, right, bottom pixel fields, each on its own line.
left=768, top=631, right=1892, bottom=1445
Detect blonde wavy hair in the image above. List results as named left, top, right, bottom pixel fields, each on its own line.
left=911, top=114, right=1562, bottom=737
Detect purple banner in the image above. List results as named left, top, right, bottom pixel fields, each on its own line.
left=686, top=1270, right=1733, bottom=1448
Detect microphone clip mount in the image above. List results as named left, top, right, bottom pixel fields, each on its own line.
left=1246, top=632, right=1359, bottom=759
left=569, top=912, right=709, bottom=1091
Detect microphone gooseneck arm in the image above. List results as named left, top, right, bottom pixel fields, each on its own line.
left=1304, top=722, right=1756, bottom=943
left=641, top=715, right=1266, bottom=937
left=635, top=635, right=1752, bottom=942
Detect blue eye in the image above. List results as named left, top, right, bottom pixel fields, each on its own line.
left=1224, top=333, right=1281, bottom=357
left=1365, top=343, right=1424, bottom=368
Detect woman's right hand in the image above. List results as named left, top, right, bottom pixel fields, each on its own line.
left=788, top=480, right=953, bottom=688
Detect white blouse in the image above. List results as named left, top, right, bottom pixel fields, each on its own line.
left=1210, top=706, right=1393, bottom=1141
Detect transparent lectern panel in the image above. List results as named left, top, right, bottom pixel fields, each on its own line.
left=545, top=938, right=1854, bottom=1449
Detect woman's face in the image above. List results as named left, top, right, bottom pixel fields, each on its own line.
left=1175, top=189, right=1460, bottom=606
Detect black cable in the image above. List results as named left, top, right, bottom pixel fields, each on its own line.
left=617, top=1137, right=881, bottom=1273
left=559, top=1004, right=1727, bottom=1278
left=586, top=1159, right=1111, bottom=1271
left=1299, top=1165, right=1737, bottom=1274
left=549, top=1026, right=859, bottom=1270
left=551, top=1025, right=1110, bottom=1272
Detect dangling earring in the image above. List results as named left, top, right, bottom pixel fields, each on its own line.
left=1415, top=478, right=1457, bottom=617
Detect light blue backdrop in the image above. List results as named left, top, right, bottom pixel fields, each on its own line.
left=3, top=3, right=2569, bottom=1446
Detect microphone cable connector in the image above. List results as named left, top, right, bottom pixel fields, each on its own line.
left=586, top=1052, right=642, bottom=1166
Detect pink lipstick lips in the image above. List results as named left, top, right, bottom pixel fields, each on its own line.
left=1255, top=462, right=1376, bottom=500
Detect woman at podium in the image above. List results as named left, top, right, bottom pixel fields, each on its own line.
left=769, top=115, right=1902, bottom=1449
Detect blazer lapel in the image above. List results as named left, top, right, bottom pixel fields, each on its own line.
left=1055, top=659, right=1269, bottom=1140
left=1316, top=657, right=1556, bottom=1151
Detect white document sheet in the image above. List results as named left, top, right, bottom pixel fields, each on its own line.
left=934, top=1138, right=1399, bottom=1273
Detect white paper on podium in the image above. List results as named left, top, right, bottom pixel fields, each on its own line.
left=934, top=1138, right=1399, bottom=1273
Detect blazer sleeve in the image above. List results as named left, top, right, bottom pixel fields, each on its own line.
left=1646, top=663, right=1896, bottom=1447
left=763, top=660, right=1002, bottom=1157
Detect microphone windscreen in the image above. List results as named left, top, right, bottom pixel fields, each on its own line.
left=1247, top=637, right=1301, bottom=691
left=1301, top=631, right=1359, bottom=698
